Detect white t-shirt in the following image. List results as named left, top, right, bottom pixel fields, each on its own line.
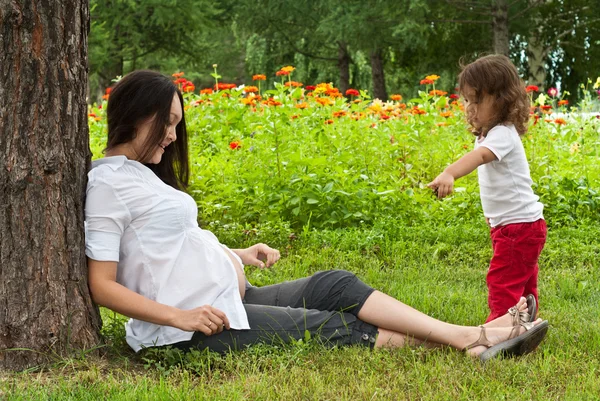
left=474, top=124, right=544, bottom=227
left=85, top=156, right=250, bottom=352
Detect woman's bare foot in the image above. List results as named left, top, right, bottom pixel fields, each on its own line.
left=483, top=297, right=527, bottom=328
left=465, top=318, right=544, bottom=358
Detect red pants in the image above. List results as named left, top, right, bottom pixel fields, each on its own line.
left=485, top=219, right=547, bottom=322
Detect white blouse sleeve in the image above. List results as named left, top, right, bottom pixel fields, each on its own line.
left=85, top=178, right=132, bottom=262
left=480, top=126, right=515, bottom=161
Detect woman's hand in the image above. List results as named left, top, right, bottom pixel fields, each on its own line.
left=172, top=305, right=231, bottom=335
left=235, top=243, right=281, bottom=268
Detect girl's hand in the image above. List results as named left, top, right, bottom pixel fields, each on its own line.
left=172, top=305, right=230, bottom=335
left=238, top=243, right=281, bottom=268
left=427, top=172, right=455, bottom=199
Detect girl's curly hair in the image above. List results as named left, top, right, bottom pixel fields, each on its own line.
left=458, top=54, right=530, bottom=136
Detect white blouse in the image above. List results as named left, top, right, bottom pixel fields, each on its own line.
left=85, top=156, right=250, bottom=352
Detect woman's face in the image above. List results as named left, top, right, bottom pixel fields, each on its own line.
left=132, top=93, right=182, bottom=164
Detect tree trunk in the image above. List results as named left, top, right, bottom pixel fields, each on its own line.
left=338, top=41, right=350, bottom=96
left=527, top=26, right=547, bottom=88
left=370, top=49, right=387, bottom=101
left=0, top=0, right=101, bottom=371
left=491, top=0, right=509, bottom=55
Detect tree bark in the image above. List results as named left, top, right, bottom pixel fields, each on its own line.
left=370, top=49, right=387, bottom=101
left=338, top=41, right=350, bottom=96
left=491, top=0, right=510, bottom=55
left=527, top=26, right=547, bottom=88
left=0, top=1, right=101, bottom=370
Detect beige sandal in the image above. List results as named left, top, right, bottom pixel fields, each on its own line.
left=465, top=320, right=549, bottom=362
left=508, top=294, right=537, bottom=325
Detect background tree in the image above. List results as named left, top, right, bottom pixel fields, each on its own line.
left=0, top=1, right=100, bottom=370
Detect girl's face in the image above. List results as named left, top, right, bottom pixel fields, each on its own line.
left=461, top=85, right=495, bottom=132
left=131, top=93, right=182, bottom=164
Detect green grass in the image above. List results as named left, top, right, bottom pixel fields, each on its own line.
left=2, top=221, right=599, bottom=400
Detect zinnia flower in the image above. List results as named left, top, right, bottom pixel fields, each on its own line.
left=420, top=79, right=434, bottom=85
left=200, top=88, right=214, bottom=95
left=229, top=141, right=241, bottom=150
left=276, top=70, right=290, bottom=76
left=305, top=85, right=316, bottom=91
left=526, top=85, right=539, bottom=93
left=425, top=75, right=440, bottom=81
left=346, top=88, right=360, bottom=97
left=440, top=111, right=453, bottom=118
left=390, top=94, right=403, bottom=101
left=215, top=83, right=237, bottom=90
left=284, top=81, right=303, bottom=88
left=332, top=110, right=347, bottom=118
left=182, top=82, right=195, bottom=93
left=557, top=100, right=569, bottom=106
left=295, top=102, right=309, bottom=109
left=324, top=119, right=334, bottom=125
left=450, top=94, right=459, bottom=99
left=547, top=87, right=558, bottom=97
left=172, top=72, right=184, bottom=78
left=244, top=86, right=259, bottom=93
left=280, top=66, right=295, bottom=73
left=429, top=90, right=447, bottom=96
left=553, top=118, right=567, bottom=125
left=315, top=97, right=333, bottom=106
left=252, top=74, right=266, bottom=81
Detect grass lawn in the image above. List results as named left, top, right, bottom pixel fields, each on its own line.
left=2, top=221, right=599, bottom=400
left=0, top=222, right=600, bottom=400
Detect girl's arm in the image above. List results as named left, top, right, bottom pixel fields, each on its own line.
left=428, top=147, right=496, bottom=199
left=88, top=258, right=230, bottom=334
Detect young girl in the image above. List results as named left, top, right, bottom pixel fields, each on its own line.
left=428, top=55, right=547, bottom=322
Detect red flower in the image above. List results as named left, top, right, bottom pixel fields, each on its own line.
left=276, top=70, right=290, bottom=76
left=324, top=119, right=334, bottom=125
left=305, top=85, right=316, bottom=91
left=420, top=79, right=434, bottom=85
left=526, top=85, right=539, bottom=93
left=449, top=94, right=459, bottom=99
left=345, top=88, right=359, bottom=96
left=547, top=87, right=558, bottom=97
left=229, top=141, right=241, bottom=150
left=540, top=105, right=552, bottom=110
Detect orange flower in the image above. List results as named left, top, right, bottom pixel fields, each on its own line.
left=262, top=98, right=282, bottom=106
left=332, top=110, right=347, bottom=118
left=324, top=119, right=334, bottom=125
left=436, top=122, right=448, bottom=127
left=420, top=79, right=434, bottom=85
left=229, top=141, right=241, bottom=150
left=172, top=72, right=185, bottom=78
left=215, top=83, right=237, bottom=90
left=390, top=94, right=403, bottom=101
left=429, top=90, right=447, bottom=96
left=290, top=114, right=300, bottom=120
left=200, top=88, right=214, bottom=95
left=244, top=86, right=259, bottom=93
left=411, top=106, right=426, bottom=115
left=425, top=74, right=440, bottom=81
left=280, top=66, right=295, bottom=73
left=295, top=102, right=309, bottom=109
left=275, top=70, right=290, bottom=76
left=558, top=100, right=569, bottom=106
left=351, top=112, right=366, bottom=120
left=553, top=118, right=567, bottom=125
left=241, top=97, right=256, bottom=106
left=182, top=82, right=195, bottom=93
left=284, top=81, right=303, bottom=88
left=440, top=111, right=453, bottom=118
left=252, top=74, right=266, bottom=81
left=315, top=97, right=333, bottom=106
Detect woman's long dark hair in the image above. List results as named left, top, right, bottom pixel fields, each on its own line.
left=105, top=70, right=189, bottom=190
left=458, top=55, right=530, bottom=136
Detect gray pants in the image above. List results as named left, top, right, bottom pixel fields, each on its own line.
left=170, top=270, right=379, bottom=353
